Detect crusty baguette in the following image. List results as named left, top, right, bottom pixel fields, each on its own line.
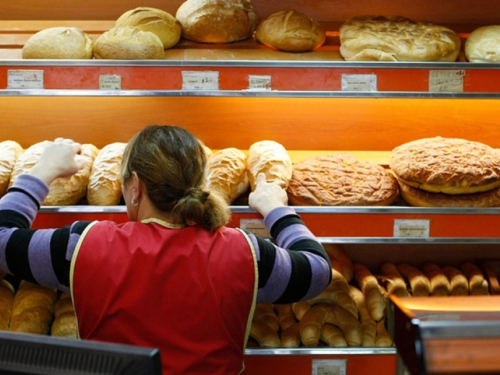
left=461, top=262, right=489, bottom=295
left=397, top=263, right=431, bottom=296
left=422, top=263, right=451, bottom=296
left=380, top=262, right=410, bottom=297
left=321, top=323, right=347, bottom=347
left=253, top=303, right=279, bottom=332
left=349, top=285, right=377, bottom=347
left=354, top=263, right=386, bottom=321
left=249, top=320, right=281, bottom=348
left=442, top=266, right=469, bottom=296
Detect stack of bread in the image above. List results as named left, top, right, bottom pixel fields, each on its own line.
left=390, top=136, right=500, bottom=207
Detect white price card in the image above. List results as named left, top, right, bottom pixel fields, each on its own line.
left=248, top=75, right=272, bottom=91
left=429, top=70, right=464, bottom=92
left=394, top=219, right=430, bottom=238
left=239, top=219, right=270, bottom=238
left=99, top=75, right=121, bottom=90
left=341, top=74, right=377, bottom=91
left=312, top=359, right=346, bottom=375
left=182, top=71, right=219, bottom=90
left=7, top=70, right=44, bottom=89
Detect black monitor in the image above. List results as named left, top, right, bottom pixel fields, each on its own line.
left=0, top=331, right=162, bottom=375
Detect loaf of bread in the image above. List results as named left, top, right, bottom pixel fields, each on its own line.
left=10, top=281, right=57, bottom=334
left=87, top=142, right=127, bottom=205
left=176, top=0, right=258, bottom=43
left=9, top=141, right=50, bottom=187
left=380, top=262, right=410, bottom=297
left=287, top=153, right=399, bottom=206
left=249, top=320, right=280, bottom=348
left=465, top=25, right=500, bottom=63
left=281, top=322, right=301, bottom=348
left=349, top=285, right=377, bottom=347
left=22, top=27, right=93, bottom=59
left=353, top=263, right=386, bottom=321
left=0, top=280, right=14, bottom=331
left=461, top=262, right=489, bottom=295
left=320, top=323, right=347, bottom=347
left=94, top=26, right=164, bottom=59
left=442, top=266, right=469, bottom=296
left=44, top=143, right=99, bottom=206
left=51, top=293, right=77, bottom=338
left=299, top=302, right=330, bottom=347
left=397, top=263, right=431, bottom=296
left=255, top=10, right=325, bottom=52
left=292, top=300, right=311, bottom=321
left=253, top=303, right=279, bottom=332
left=325, top=244, right=353, bottom=282
left=340, top=15, right=460, bottom=62
left=116, top=7, right=182, bottom=49
left=204, top=148, right=249, bottom=204
left=329, top=303, right=363, bottom=346
left=0, top=141, right=23, bottom=198
left=422, top=263, right=451, bottom=296
left=247, top=140, right=292, bottom=191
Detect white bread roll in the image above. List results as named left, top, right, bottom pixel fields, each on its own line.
left=22, top=27, right=93, bottom=59
left=9, top=142, right=50, bottom=188
left=397, top=263, right=431, bottom=297
left=0, top=141, right=23, bottom=198
left=255, top=10, right=325, bottom=52
left=204, top=148, right=248, bottom=204
left=94, top=26, right=164, bottom=59
left=465, top=25, right=500, bottom=63
left=176, top=0, right=258, bottom=43
left=87, top=142, right=127, bottom=206
left=247, top=140, right=292, bottom=191
left=116, top=7, right=182, bottom=49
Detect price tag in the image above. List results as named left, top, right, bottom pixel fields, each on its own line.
left=239, top=219, right=270, bottom=238
left=182, top=71, right=219, bottom=90
left=248, top=75, right=272, bottom=91
left=7, top=70, right=44, bottom=89
left=312, top=359, right=347, bottom=375
left=99, top=75, right=121, bottom=90
left=341, top=74, right=377, bottom=91
left=394, top=219, right=430, bottom=238
left=429, top=70, right=464, bottom=92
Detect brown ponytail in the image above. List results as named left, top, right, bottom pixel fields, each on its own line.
left=121, top=125, right=230, bottom=231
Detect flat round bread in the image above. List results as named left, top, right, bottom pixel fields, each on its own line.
left=339, top=15, right=461, bottom=62
left=398, top=179, right=500, bottom=207
left=465, top=25, right=500, bottom=63
left=287, top=153, right=399, bottom=206
left=390, top=137, right=500, bottom=194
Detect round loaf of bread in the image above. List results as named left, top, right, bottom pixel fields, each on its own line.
left=0, top=140, right=23, bottom=197
left=287, top=153, right=399, bottom=206
left=339, top=15, right=461, bottom=62
left=390, top=137, right=500, bottom=195
left=176, top=0, right=258, bottom=43
left=255, top=10, right=325, bottom=52
left=116, top=7, right=182, bottom=49
left=465, top=25, right=500, bottom=63
left=22, top=27, right=93, bottom=59
left=247, top=140, right=292, bottom=191
left=204, top=148, right=249, bottom=204
left=94, top=26, right=164, bottom=59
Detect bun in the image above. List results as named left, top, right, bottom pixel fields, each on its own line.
left=325, top=245, right=353, bottom=282
left=275, top=304, right=297, bottom=331
left=87, top=142, right=127, bottom=205
left=253, top=303, right=279, bottom=332
left=353, top=263, right=385, bottom=322
left=204, top=147, right=249, bottom=204
left=281, top=322, right=301, bottom=347
left=176, top=0, right=258, bottom=43
left=0, top=280, right=14, bottom=331
left=10, top=281, right=57, bottom=334
left=299, top=303, right=330, bottom=347
left=94, top=26, right=164, bottom=59
left=340, top=15, right=460, bottom=62
left=349, top=286, right=377, bottom=347
left=22, top=27, right=93, bottom=59
left=249, top=320, right=280, bottom=348
left=0, top=141, right=23, bottom=197
left=116, top=7, right=182, bottom=49
left=422, top=263, right=451, bottom=296
left=321, top=323, right=347, bottom=347
left=461, top=262, right=489, bottom=295
left=375, top=318, right=393, bottom=347
left=465, top=25, right=500, bottom=63
left=380, top=262, right=410, bottom=297
left=255, top=10, right=325, bottom=52
left=51, top=294, right=77, bottom=338
left=397, top=263, right=431, bottom=296
left=442, top=266, right=469, bottom=296
left=247, top=140, right=292, bottom=191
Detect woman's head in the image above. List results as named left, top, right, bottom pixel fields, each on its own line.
left=121, top=125, right=229, bottom=231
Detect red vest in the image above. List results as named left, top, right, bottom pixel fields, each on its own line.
left=71, top=219, right=257, bottom=375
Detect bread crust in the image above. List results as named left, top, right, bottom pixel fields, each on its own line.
left=465, top=25, right=500, bottom=63
left=287, top=153, right=399, bottom=206
left=22, top=27, right=93, bottom=59
left=255, top=10, right=325, bottom=52
left=391, top=137, right=500, bottom=195
left=247, top=140, right=292, bottom=191
left=340, top=15, right=460, bottom=62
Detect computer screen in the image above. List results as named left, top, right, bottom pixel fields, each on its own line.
left=0, top=331, right=162, bottom=375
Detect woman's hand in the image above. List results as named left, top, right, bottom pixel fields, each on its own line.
left=28, top=138, right=85, bottom=185
left=249, top=173, right=288, bottom=217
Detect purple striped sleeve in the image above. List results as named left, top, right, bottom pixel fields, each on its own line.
left=263, top=206, right=297, bottom=230
left=301, top=252, right=332, bottom=300
left=275, top=223, right=320, bottom=249
left=257, top=247, right=292, bottom=302
left=28, top=229, right=59, bottom=287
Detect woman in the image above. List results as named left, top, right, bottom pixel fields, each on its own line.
left=0, top=125, right=332, bottom=374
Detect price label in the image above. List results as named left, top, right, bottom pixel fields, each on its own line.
left=99, top=75, right=121, bottom=90
left=182, top=71, right=219, bottom=90
left=394, top=219, right=430, bottom=238
left=429, top=70, right=464, bottom=92
left=7, top=70, right=44, bottom=89
left=239, top=219, right=270, bottom=238
left=312, top=359, right=346, bottom=375
left=341, top=74, right=377, bottom=91
left=248, top=75, right=272, bottom=91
